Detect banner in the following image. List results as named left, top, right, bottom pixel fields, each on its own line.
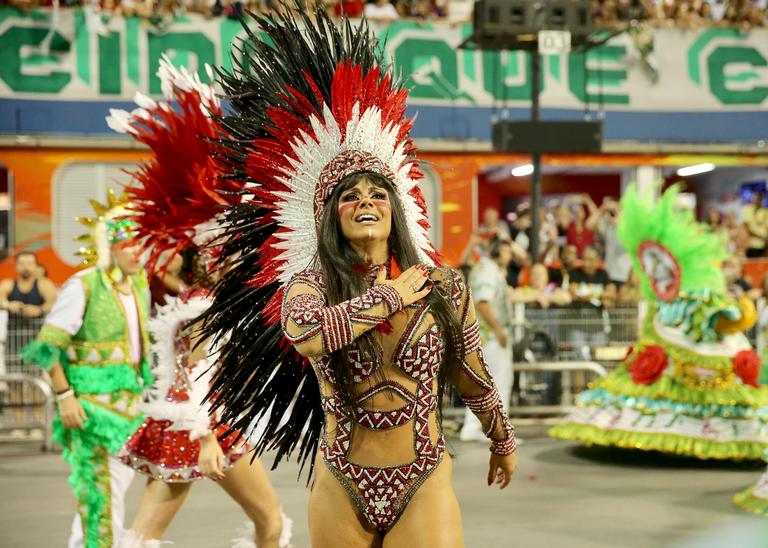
left=1, top=9, right=767, bottom=111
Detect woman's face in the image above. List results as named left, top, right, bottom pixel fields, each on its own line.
left=337, top=177, right=393, bottom=245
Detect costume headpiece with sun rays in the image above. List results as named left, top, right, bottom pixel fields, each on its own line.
left=551, top=183, right=768, bottom=462
left=196, top=6, right=440, bottom=476
left=75, top=188, right=137, bottom=271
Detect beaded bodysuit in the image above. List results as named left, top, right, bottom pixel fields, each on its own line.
left=281, top=266, right=515, bottom=532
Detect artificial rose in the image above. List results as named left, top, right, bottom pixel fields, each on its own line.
left=732, top=349, right=761, bottom=387
left=628, top=345, right=668, bottom=385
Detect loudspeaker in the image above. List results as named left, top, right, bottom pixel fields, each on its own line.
left=492, top=120, right=603, bottom=153
left=474, top=0, right=592, bottom=37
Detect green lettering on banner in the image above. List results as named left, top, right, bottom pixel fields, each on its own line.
left=567, top=46, right=629, bottom=105
left=0, top=26, right=71, bottom=93
left=707, top=46, right=768, bottom=105
left=687, top=28, right=742, bottom=85
left=99, top=31, right=122, bottom=94
left=74, top=10, right=90, bottom=85
left=147, top=31, right=215, bottom=94
left=481, top=50, right=537, bottom=100
left=126, top=16, right=140, bottom=85
left=394, top=38, right=469, bottom=101
left=548, top=55, right=561, bottom=81
left=220, top=18, right=246, bottom=73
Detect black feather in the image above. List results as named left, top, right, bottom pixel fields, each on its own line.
left=199, top=3, right=386, bottom=480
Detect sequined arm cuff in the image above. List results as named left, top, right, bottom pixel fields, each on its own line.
left=372, top=284, right=404, bottom=315
left=463, top=386, right=516, bottom=456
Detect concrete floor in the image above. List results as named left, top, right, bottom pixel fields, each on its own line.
left=2, top=434, right=768, bottom=548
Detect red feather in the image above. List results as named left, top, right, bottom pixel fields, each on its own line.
left=125, top=84, right=240, bottom=272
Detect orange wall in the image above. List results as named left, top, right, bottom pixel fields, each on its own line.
left=0, top=148, right=482, bottom=283
left=3, top=148, right=767, bottom=284
left=0, top=148, right=149, bottom=284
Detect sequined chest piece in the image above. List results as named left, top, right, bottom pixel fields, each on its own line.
left=318, top=304, right=446, bottom=532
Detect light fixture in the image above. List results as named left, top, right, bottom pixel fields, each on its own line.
left=511, top=164, right=534, bottom=177
left=676, top=163, right=715, bottom=177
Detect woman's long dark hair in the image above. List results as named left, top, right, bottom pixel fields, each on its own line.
left=316, top=171, right=464, bottom=420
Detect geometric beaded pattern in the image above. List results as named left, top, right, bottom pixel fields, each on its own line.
left=283, top=267, right=517, bottom=530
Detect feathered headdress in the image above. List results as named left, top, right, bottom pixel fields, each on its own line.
left=617, top=183, right=727, bottom=302
left=75, top=189, right=137, bottom=269
left=200, top=6, right=439, bottom=477
left=105, top=55, right=239, bottom=269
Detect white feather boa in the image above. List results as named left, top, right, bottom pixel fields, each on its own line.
left=142, top=294, right=215, bottom=441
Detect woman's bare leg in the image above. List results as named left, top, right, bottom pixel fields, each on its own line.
left=309, top=465, right=381, bottom=548
left=130, top=478, right=193, bottom=540
left=217, top=455, right=284, bottom=548
left=382, top=457, right=464, bottom=548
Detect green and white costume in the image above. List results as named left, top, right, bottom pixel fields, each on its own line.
left=551, top=184, right=768, bottom=461
left=23, top=267, right=151, bottom=547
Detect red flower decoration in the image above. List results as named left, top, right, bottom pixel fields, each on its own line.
left=628, top=345, right=668, bottom=385
left=732, top=350, right=761, bottom=387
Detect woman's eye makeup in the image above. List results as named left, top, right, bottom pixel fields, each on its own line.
left=337, top=189, right=391, bottom=214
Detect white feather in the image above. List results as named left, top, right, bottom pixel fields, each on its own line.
left=272, top=102, right=435, bottom=284
left=143, top=295, right=214, bottom=439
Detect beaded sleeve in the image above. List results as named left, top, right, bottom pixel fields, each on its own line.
left=281, top=270, right=404, bottom=357
left=447, top=270, right=516, bottom=455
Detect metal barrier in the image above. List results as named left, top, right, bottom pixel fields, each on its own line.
left=510, top=361, right=608, bottom=425
left=1, top=315, right=45, bottom=377
left=0, top=314, right=52, bottom=449
left=513, top=303, right=642, bottom=362
left=0, top=300, right=765, bottom=441
left=0, top=374, right=55, bottom=451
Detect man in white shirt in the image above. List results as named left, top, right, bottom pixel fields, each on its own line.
left=460, top=239, right=515, bottom=441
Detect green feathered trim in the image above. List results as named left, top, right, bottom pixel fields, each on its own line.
left=617, top=184, right=727, bottom=300
left=733, top=487, right=768, bottom=516
left=20, top=339, right=68, bottom=371
left=56, top=398, right=144, bottom=548
left=549, top=423, right=765, bottom=460
left=54, top=397, right=144, bottom=458
left=138, top=359, right=154, bottom=389
left=64, top=365, right=147, bottom=396
left=591, top=365, right=768, bottom=408
left=581, top=388, right=768, bottom=420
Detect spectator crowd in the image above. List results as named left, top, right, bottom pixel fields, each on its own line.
left=460, top=194, right=640, bottom=319
left=461, top=191, right=768, bottom=319
left=1, top=0, right=765, bottom=29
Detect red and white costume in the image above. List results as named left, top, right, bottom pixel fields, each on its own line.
left=120, top=289, right=248, bottom=482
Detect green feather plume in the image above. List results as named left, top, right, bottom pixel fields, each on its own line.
left=617, top=183, right=728, bottom=301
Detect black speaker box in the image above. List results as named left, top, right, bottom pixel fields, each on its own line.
left=492, top=120, right=603, bottom=153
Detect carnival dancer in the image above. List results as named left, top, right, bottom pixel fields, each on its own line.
left=22, top=190, right=152, bottom=548
left=550, top=184, right=768, bottom=460
left=108, top=58, right=290, bottom=547
left=198, top=6, right=517, bottom=546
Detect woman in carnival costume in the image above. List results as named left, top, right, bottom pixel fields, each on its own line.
left=199, top=5, right=517, bottom=546
left=550, top=184, right=768, bottom=460
left=22, top=191, right=152, bottom=548
left=107, top=58, right=291, bottom=547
